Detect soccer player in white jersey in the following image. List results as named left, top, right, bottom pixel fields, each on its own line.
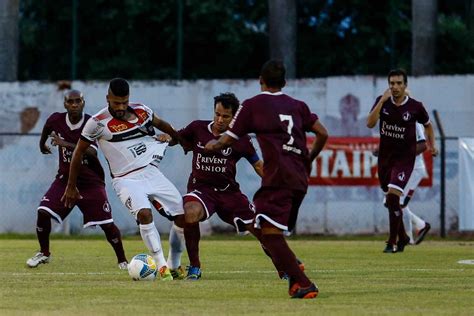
left=400, top=122, right=431, bottom=244
left=62, top=78, right=186, bottom=280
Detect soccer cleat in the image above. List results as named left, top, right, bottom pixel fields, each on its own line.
left=289, top=282, right=319, bottom=299
left=118, top=261, right=128, bottom=270
left=415, top=222, right=431, bottom=245
left=383, top=243, right=397, bottom=253
left=159, top=266, right=174, bottom=281
left=397, top=237, right=410, bottom=253
left=185, top=266, right=202, bottom=280
left=26, top=252, right=51, bottom=268
left=170, top=266, right=185, bottom=280
left=279, top=258, right=305, bottom=280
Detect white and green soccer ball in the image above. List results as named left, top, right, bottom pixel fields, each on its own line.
left=127, top=254, right=157, bottom=281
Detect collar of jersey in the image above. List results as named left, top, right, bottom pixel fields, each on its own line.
left=390, top=95, right=409, bottom=106
left=66, top=113, right=84, bottom=130
left=260, top=91, right=284, bottom=96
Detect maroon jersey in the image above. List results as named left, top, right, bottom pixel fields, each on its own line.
left=372, top=96, right=430, bottom=169
left=227, top=92, right=318, bottom=191
left=179, top=120, right=259, bottom=191
left=44, top=112, right=105, bottom=185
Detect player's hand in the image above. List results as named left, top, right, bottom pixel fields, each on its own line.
left=50, top=131, right=65, bottom=147
left=204, top=139, right=218, bottom=152
left=40, top=144, right=52, bottom=154
left=430, top=146, right=439, bottom=157
left=61, top=185, right=82, bottom=208
left=155, top=134, right=172, bottom=143
left=372, top=149, right=379, bottom=157
left=381, top=88, right=392, bottom=102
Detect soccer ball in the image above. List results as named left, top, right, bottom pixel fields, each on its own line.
left=127, top=254, right=158, bottom=281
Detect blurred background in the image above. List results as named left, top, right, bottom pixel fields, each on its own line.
left=0, top=0, right=473, bottom=237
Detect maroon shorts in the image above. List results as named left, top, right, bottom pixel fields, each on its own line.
left=378, top=159, right=414, bottom=193
left=253, top=187, right=305, bottom=232
left=38, top=179, right=113, bottom=228
left=183, top=185, right=255, bottom=232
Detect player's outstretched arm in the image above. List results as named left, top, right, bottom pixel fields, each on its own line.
left=50, top=131, right=97, bottom=157
left=152, top=115, right=182, bottom=144
left=308, top=120, right=328, bottom=162
left=61, top=139, right=89, bottom=208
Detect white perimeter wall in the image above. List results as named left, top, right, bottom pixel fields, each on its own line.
left=0, top=75, right=472, bottom=235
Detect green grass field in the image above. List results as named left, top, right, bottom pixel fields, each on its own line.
left=1, top=236, right=473, bottom=315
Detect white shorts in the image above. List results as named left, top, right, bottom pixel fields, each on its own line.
left=112, top=164, right=184, bottom=219
left=400, top=167, right=425, bottom=205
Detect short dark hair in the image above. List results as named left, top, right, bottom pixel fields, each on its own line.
left=214, top=92, right=240, bottom=115
left=387, top=68, right=408, bottom=84
left=109, top=78, right=129, bottom=96
left=260, top=59, right=286, bottom=88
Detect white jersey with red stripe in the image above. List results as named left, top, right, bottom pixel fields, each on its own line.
left=414, top=123, right=426, bottom=170
left=81, top=103, right=167, bottom=177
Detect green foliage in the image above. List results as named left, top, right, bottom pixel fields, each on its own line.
left=16, top=0, right=474, bottom=80
left=1, top=238, right=474, bottom=314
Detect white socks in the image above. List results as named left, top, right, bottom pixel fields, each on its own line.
left=167, top=224, right=185, bottom=269
left=403, top=206, right=426, bottom=244
left=139, top=222, right=167, bottom=268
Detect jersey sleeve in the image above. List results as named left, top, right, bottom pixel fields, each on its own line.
left=44, top=113, right=58, bottom=132
left=242, top=136, right=260, bottom=165
left=417, top=102, right=430, bottom=125
left=227, top=103, right=252, bottom=139
left=370, top=96, right=382, bottom=112
left=301, top=102, right=318, bottom=131
left=415, top=123, right=426, bottom=143
left=81, top=117, right=104, bottom=143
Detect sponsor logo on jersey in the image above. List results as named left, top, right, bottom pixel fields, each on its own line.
left=402, top=111, right=411, bottom=121
left=109, top=123, right=129, bottom=132
left=221, top=147, right=232, bottom=156
left=103, top=201, right=111, bottom=213
left=41, top=196, right=50, bottom=202
left=382, top=108, right=389, bottom=115
left=398, top=172, right=406, bottom=181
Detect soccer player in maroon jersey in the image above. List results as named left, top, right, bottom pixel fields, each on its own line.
left=169, top=92, right=264, bottom=280
left=26, top=90, right=127, bottom=269
left=367, top=69, right=438, bottom=253
left=205, top=60, right=328, bottom=299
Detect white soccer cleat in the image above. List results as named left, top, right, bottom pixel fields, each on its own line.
left=26, top=252, right=51, bottom=268
left=118, top=261, right=128, bottom=270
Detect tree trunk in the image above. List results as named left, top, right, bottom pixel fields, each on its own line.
left=412, top=0, right=437, bottom=76
left=268, top=0, right=297, bottom=78
left=0, top=0, right=19, bottom=81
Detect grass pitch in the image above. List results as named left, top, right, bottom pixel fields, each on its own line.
left=1, top=236, right=473, bottom=315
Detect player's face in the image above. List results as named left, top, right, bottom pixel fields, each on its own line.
left=64, top=92, right=85, bottom=116
left=388, top=75, right=407, bottom=98
left=213, top=102, right=233, bottom=133
left=107, top=90, right=129, bottom=119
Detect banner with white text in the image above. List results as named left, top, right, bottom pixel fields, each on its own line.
left=307, top=137, right=433, bottom=186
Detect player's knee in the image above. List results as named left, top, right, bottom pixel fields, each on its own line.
left=184, top=202, right=204, bottom=224
left=260, top=220, right=283, bottom=235
left=137, top=208, right=153, bottom=224
left=37, top=209, right=51, bottom=219
left=385, top=194, right=400, bottom=212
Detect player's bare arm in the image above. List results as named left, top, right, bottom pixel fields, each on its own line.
left=252, top=160, right=264, bottom=178
left=39, top=124, right=53, bottom=154
left=423, top=123, right=438, bottom=156
left=367, top=89, right=391, bottom=128
left=61, top=139, right=89, bottom=208
left=204, top=134, right=235, bottom=152
left=50, top=131, right=97, bottom=157
left=308, top=120, right=328, bottom=162
left=152, top=115, right=182, bottom=144
left=416, top=141, right=427, bottom=155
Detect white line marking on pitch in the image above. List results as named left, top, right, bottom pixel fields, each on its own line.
left=4, top=267, right=471, bottom=276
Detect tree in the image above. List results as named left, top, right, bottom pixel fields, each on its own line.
left=412, top=0, right=438, bottom=75
left=268, top=0, right=297, bottom=78
left=0, top=0, right=19, bottom=81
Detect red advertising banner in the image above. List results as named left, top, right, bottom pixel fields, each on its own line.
left=307, top=137, right=433, bottom=186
